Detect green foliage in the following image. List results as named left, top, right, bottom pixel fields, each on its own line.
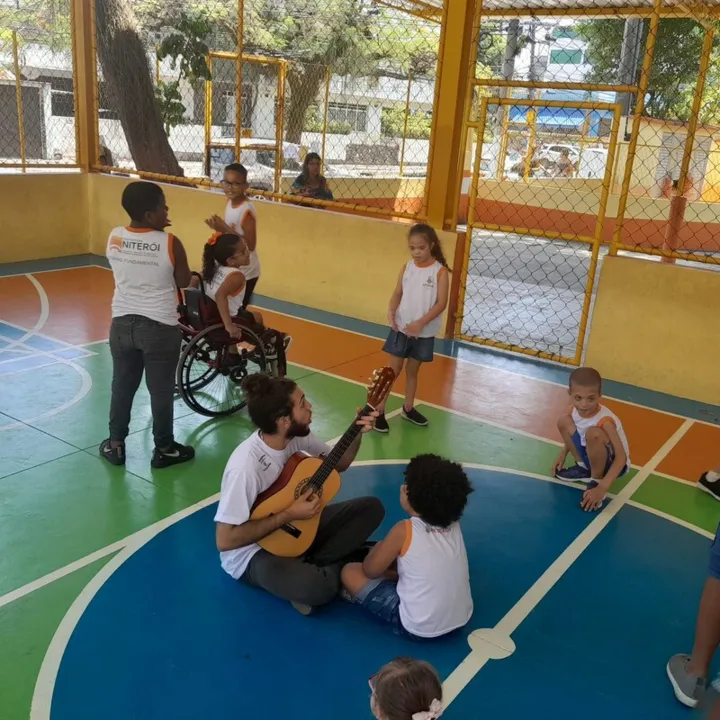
left=381, top=106, right=431, bottom=139
left=577, top=18, right=720, bottom=124
left=156, top=12, right=213, bottom=82
left=154, top=10, right=213, bottom=132
left=154, top=80, right=186, bottom=134
left=302, top=106, right=352, bottom=134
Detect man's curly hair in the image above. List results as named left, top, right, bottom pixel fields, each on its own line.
left=404, top=454, right=473, bottom=528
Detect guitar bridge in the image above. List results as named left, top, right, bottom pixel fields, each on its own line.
left=280, top=523, right=302, bottom=538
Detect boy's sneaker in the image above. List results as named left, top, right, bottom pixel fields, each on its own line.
left=555, top=464, right=592, bottom=482
left=667, top=653, right=706, bottom=708
left=99, top=439, right=125, bottom=466
left=374, top=413, right=390, bottom=433
left=151, top=441, right=195, bottom=469
left=402, top=406, right=428, bottom=427
left=699, top=472, right=720, bottom=502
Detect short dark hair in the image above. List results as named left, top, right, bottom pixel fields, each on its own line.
left=404, top=454, right=473, bottom=528
left=569, top=366, right=602, bottom=394
left=224, top=163, right=247, bottom=179
left=121, top=182, right=165, bottom=222
left=373, top=657, right=442, bottom=720
left=243, top=374, right=297, bottom=434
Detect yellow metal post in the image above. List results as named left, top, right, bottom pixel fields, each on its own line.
left=399, top=71, right=413, bottom=178
left=70, top=0, right=98, bottom=171
left=321, top=66, right=331, bottom=173
left=522, top=110, right=537, bottom=182
left=274, top=60, right=287, bottom=194
left=11, top=31, right=26, bottom=171
left=204, top=56, right=213, bottom=161
left=425, top=0, right=479, bottom=229
left=454, top=100, right=489, bottom=337
left=611, top=0, right=663, bottom=253
left=496, top=107, right=510, bottom=181
left=235, top=0, right=244, bottom=164
left=574, top=104, right=623, bottom=364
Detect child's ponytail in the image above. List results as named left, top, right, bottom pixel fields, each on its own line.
left=410, top=223, right=452, bottom=272
left=202, top=232, right=243, bottom=284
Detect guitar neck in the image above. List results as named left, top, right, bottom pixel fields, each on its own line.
left=309, top=402, right=373, bottom=491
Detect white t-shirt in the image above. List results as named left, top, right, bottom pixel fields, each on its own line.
left=225, top=200, right=260, bottom=281
left=397, top=517, right=473, bottom=637
left=205, top=264, right=245, bottom=316
left=214, top=430, right=331, bottom=579
left=571, top=404, right=631, bottom=467
left=394, top=260, right=446, bottom=338
left=106, top=227, right=178, bottom=326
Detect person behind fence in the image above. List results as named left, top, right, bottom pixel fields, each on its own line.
left=195, top=232, right=291, bottom=372
left=368, top=657, right=444, bottom=720
left=341, top=454, right=473, bottom=640
left=289, top=152, right=334, bottom=201
left=100, top=181, right=195, bottom=469
left=551, top=366, right=630, bottom=512
left=374, top=223, right=450, bottom=433
left=206, top=163, right=260, bottom=309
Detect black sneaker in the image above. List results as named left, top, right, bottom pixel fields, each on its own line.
left=374, top=413, right=390, bottom=433
left=699, top=472, right=720, bottom=502
left=99, top=438, right=125, bottom=466
left=151, top=441, right=195, bottom=469
left=402, top=406, right=428, bottom=427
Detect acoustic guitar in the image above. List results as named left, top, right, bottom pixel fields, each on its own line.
left=250, top=367, right=395, bottom=557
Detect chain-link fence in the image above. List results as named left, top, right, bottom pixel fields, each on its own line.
left=455, top=1, right=720, bottom=365
left=0, top=0, right=78, bottom=171
left=89, top=0, right=441, bottom=219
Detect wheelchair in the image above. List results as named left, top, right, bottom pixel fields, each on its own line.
left=175, top=273, right=288, bottom=417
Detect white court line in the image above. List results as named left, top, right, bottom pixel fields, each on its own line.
left=0, top=274, right=49, bottom=354
left=0, top=264, right=102, bottom=279
left=26, top=449, right=706, bottom=718
left=625, top=500, right=715, bottom=540
left=441, top=418, right=694, bottom=707
left=0, top=276, right=93, bottom=432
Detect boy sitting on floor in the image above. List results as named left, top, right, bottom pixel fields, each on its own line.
left=551, top=367, right=630, bottom=512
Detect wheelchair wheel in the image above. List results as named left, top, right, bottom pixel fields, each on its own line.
left=176, top=323, right=268, bottom=417
left=174, top=331, right=215, bottom=397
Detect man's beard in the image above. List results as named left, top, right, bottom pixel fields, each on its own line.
left=286, top=418, right=311, bottom=439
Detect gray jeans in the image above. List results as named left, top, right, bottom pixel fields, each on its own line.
left=108, top=314, right=181, bottom=449
left=243, top=496, right=385, bottom=607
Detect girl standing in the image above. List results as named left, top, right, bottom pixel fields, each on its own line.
left=375, top=223, right=450, bottom=433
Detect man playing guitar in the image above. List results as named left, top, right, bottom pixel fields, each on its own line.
left=215, top=374, right=384, bottom=615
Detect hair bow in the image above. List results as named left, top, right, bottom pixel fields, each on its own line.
left=412, top=699, right=443, bottom=720
left=207, top=232, right=221, bottom=246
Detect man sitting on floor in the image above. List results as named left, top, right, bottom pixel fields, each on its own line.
left=214, top=373, right=384, bottom=615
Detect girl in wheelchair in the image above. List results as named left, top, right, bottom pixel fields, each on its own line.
left=193, top=233, right=291, bottom=373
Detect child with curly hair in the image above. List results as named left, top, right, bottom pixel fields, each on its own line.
left=341, top=454, right=474, bottom=639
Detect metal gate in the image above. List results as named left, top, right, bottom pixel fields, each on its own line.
left=455, top=96, right=621, bottom=365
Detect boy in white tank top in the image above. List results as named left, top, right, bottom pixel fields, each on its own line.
left=552, top=366, right=630, bottom=511
left=101, top=182, right=195, bottom=469
left=341, top=454, right=474, bottom=639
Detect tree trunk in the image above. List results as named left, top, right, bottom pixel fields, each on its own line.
left=285, top=63, right=326, bottom=145
left=95, top=0, right=183, bottom=176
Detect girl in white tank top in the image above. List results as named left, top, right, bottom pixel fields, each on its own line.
left=341, top=454, right=474, bottom=639
left=375, top=224, right=451, bottom=434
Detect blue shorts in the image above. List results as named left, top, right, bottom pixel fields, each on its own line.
left=709, top=523, right=720, bottom=581
left=355, top=578, right=424, bottom=640
left=571, top=431, right=628, bottom=485
left=382, top=330, right=434, bottom=363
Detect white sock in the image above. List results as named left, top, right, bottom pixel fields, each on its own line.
left=577, top=461, right=587, bottom=469
left=706, top=471, right=720, bottom=483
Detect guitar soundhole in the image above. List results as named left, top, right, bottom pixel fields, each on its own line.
left=295, top=480, right=322, bottom=501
